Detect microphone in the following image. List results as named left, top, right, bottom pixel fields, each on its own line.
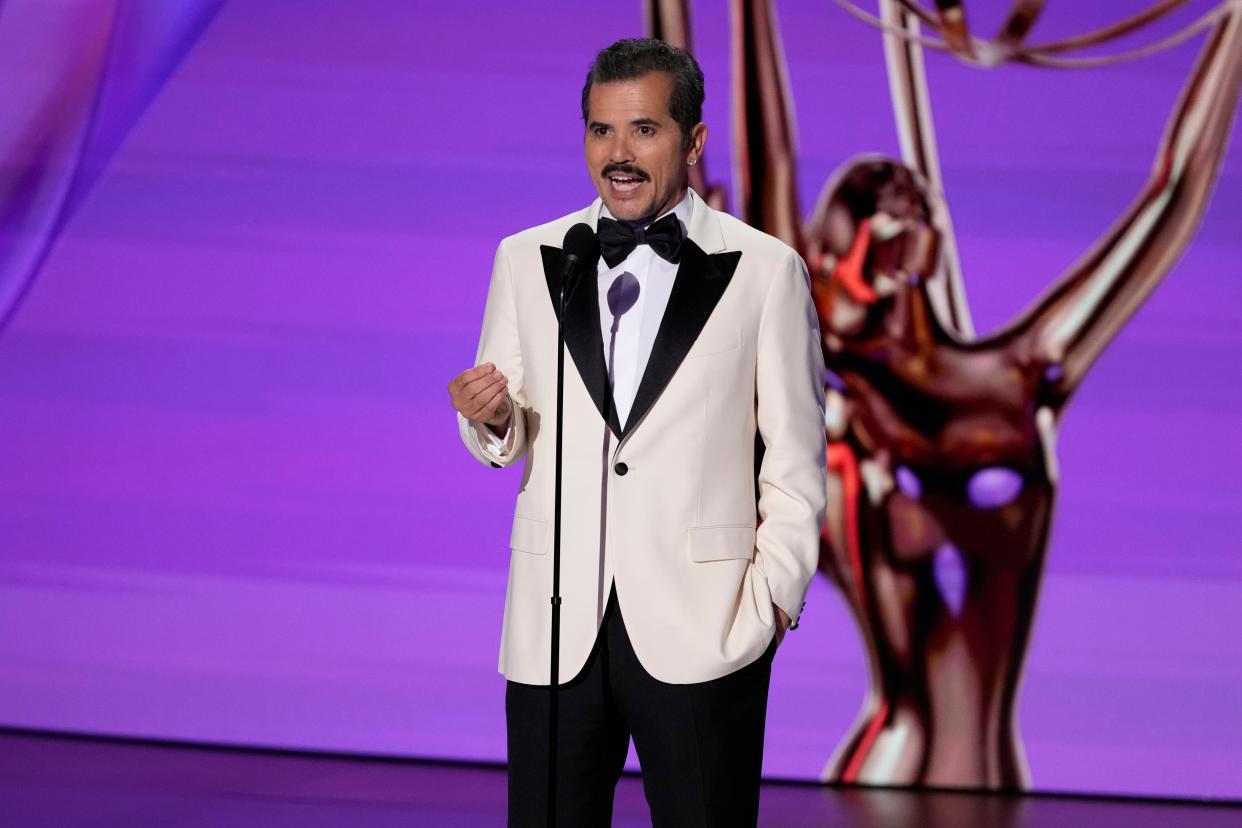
left=559, top=223, right=598, bottom=305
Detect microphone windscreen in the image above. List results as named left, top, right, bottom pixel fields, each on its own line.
left=562, top=222, right=598, bottom=265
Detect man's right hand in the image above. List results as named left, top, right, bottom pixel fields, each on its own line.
left=448, top=363, right=512, bottom=432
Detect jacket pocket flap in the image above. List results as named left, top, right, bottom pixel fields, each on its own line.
left=689, top=524, right=756, bottom=562
left=510, top=517, right=550, bottom=555
left=685, top=329, right=740, bottom=359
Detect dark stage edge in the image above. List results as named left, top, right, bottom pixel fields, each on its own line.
left=2, top=730, right=1240, bottom=827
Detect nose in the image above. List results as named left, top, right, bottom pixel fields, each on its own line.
left=607, top=132, right=635, bottom=165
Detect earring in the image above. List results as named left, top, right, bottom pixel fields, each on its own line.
left=688, top=158, right=697, bottom=166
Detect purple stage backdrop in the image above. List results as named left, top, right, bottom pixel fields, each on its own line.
left=1, top=0, right=1240, bottom=801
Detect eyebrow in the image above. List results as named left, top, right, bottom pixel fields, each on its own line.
left=588, top=117, right=664, bottom=130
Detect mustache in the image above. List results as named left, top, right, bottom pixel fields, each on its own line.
left=601, top=164, right=649, bottom=180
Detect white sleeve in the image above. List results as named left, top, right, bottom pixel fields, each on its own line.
left=457, top=237, right=531, bottom=469
left=753, top=249, right=829, bottom=628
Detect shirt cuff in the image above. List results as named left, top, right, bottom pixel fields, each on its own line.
left=474, top=414, right=515, bottom=458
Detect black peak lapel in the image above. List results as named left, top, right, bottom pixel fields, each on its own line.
left=540, top=245, right=622, bottom=437
left=623, top=241, right=742, bottom=438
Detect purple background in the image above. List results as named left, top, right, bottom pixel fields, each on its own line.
left=1, top=0, right=1240, bottom=800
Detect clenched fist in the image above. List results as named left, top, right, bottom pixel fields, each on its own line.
left=448, top=363, right=512, bottom=431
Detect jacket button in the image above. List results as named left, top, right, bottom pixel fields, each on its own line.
left=614, top=462, right=628, bottom=476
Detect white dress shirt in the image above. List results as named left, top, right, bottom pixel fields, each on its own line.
left=475, top=191, right=693, bottom=453
left=596, top=192, right=691, bottom=428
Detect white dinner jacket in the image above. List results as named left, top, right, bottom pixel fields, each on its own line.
left=458, top=188, right=827, bottom=685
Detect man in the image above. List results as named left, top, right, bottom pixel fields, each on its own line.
left=448, top=38, right=826, bottom=827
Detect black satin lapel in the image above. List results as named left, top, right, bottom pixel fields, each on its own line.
left=541, top=245, right=621, bottom=437
left=623, top=242, right=742, bottom=437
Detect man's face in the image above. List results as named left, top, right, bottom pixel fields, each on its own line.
left=585, top=71, right=706, bottom=223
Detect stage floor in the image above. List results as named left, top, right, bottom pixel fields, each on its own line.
left=2, top=729, right=1239, bottom=827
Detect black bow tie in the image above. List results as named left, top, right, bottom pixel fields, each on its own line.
left=597, top=213, right=685, bottom=269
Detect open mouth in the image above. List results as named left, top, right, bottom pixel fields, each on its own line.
left=606, top=172, right=646, bottom=194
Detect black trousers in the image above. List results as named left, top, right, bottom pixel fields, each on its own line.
left=505, top=585, right=777, bottom=828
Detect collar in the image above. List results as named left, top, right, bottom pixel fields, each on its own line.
left=589, top=188, right=724, bottom=255
left=599, top=189, right=693, bottom=234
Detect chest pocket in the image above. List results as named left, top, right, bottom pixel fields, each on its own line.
left=684, top=328, right=740, bottom=360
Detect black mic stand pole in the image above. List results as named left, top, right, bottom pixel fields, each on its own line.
left=547, top=254, right=574, bottom=828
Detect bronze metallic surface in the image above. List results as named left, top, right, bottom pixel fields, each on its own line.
left=646, top=0, right=1242, bottom=789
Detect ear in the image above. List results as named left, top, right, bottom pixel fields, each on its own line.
left=686, top=122, right=708, bottom=162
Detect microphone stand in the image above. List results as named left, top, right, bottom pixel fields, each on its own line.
left=543, top=224, right=591, bottom=828
left=547, top=253, right=575, bottom=828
